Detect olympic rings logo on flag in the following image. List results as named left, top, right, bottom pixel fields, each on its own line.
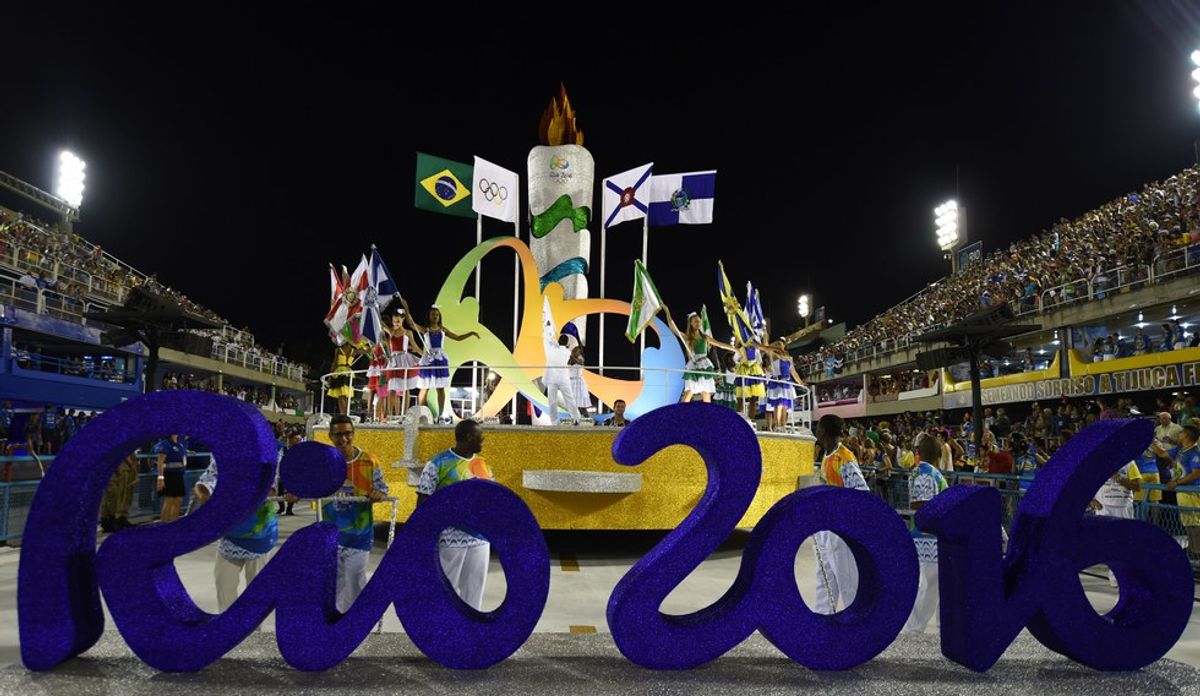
left=478, top=178, right=509, bottom=205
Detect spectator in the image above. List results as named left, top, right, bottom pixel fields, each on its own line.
left=798, top=166, right=1200, bottom=378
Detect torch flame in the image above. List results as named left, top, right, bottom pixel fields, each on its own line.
left=538, top=83, right=585, bottom=146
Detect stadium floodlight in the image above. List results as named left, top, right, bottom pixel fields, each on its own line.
left=797, top=294, right=810, bottom=319
left=935, top=199, right=959, bottom=251
left=1192, top=51, right=1200, bottom=111
left=56, top=151, right=86, bottom=208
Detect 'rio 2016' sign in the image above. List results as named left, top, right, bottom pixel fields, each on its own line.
left=17, top=393, right=1193, bottom=673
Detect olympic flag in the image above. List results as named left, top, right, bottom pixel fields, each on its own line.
left=472, top=157, right=519, bottom=223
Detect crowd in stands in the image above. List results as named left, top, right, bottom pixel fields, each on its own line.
left=867, top=370, right=934, bottom=400
left=160, top=371, right=304, bottom=413
left=12, top=344, right=133, bottom=383
left=1086, top=322, right=1200, bottom=362
left=803, top=166, right=1200, bottom=377
left=0, top=206, right=306, bottom=379
left=817, top=382, right=863, bottom=404
left=839, top=393, right=1199, bottom=476
left=0, top=402, right=96, bottom=457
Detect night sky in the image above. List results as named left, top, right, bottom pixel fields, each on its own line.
left=3, top=3, right=1200, bottom=376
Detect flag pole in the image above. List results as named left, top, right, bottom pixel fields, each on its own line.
left=640, top=216, right=648, bottom=357
left=512, top=219, right=519, bottom=424
left=600, top=224, right=606, bottom=380
left=473, top=213, right=482, bottom=416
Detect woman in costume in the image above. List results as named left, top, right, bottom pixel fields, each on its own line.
left=663, top=305, right=735, bottom=403
left=733, top=335, right=768, bottom=421
left=382, top=310, right=421, bottom=419
left=364, top=342, right=388, bottom=422
left=715, top=352, right=738, bottom=410
left=400, top=297, right=479, bottom=423
left=327, top=342, right=360, bottom=416
left=763, top=340, right=806, bottom=431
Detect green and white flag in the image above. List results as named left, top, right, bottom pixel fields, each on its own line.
left=414, top=152, right=475, bottom=218
left=626, top=259, right=664, bottom=343
left=701, top=304, right=712, bottom=335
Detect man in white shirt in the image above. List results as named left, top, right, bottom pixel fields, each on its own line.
left=543, top=334, right=578, bottom=425
left=1157, top=412, right=1184, bottom=453
left=1090, top=460, right=1141, bottom=587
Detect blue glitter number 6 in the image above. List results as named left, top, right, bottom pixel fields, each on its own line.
left=18, top=391, right=550, bottom=672
left=607, top=403, right=919, bottom=670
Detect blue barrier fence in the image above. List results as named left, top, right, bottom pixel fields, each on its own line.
left=0, top=451, right=214, bottom=544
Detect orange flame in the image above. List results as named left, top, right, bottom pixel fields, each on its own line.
left=538, top=84, right=584, bottom=146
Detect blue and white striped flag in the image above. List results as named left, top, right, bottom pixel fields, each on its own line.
left=647, top=170, right=716, bottom=226
left=747, top=282, right=766, bottom=341
left=361, top=246, right=399, bottom=346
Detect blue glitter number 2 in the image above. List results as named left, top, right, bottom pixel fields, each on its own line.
left=607, top=403, right=919, bottom=670
left=18, top=391, right=550, bottom=672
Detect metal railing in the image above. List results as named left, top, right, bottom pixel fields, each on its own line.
left=0, top=214, right=307, bottom=383
left=10, top=351, right=135, bottom=384
left=0, top=451, right=217, bottom=544
left=318, top=363, right=815, bottom=433
left=802, top=242, right=1200, bottom=380
left=861, top=464, right=1200, bottom=573
left=0, top=273, right=306, bottom=383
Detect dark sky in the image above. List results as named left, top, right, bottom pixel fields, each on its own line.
left=3, top=3, right=1200, bottom=374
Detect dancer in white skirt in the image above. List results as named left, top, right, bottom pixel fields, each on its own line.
left=663, top=305, right=735, bottom=403
left=763, top=340, right=806, bottom=432
left=399, top=297, right=479, bottom=423
left=569, top=343, right=591, bottom=420
left=364, top=342, right=388, bottom=422
left=383, top=311, right=421, bottom=419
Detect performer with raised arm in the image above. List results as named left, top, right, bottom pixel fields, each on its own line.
left=327, top=342, right=361, bottom=416
left=663, top=305, right=735, bottom=403
left=382, top=310, right=422, bottom=419
left=399, top=297, right=479, bottom=423
left=762, top=340, right=806, bottom=432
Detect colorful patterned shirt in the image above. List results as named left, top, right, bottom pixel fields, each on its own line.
left=820, top=444, right=869, bottom=492
left=909, top=462, right=948, bottom=562
left=416, top=448, right=494, bottom=548
left=322, top=448, right=388, bottom=552
left=197, top=459, right=278, bottom=560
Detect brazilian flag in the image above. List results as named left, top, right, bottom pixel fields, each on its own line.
left=414, top=152, right=475, bottom=219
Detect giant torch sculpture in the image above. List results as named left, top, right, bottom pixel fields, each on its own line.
left=527, top=85, right=593, bottom=340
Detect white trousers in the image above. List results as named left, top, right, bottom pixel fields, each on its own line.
left=545, top=382, right=578, bottom=425
left=902, top=560, right=940, bottom=633
left=440, top=543, right=490, bottom=610
left=336, top=548, right=370, bottom=613
left=214, top=552, right=265, bottom=612
left=813, top=531, right=858, bottom=614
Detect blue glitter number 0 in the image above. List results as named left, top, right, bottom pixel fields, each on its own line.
left=607, top=403, right=919, bottom=670
left=18, top=391, right=550, bottom=672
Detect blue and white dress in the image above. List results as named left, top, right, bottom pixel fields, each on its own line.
left=766, top=357, right=796, bottom=409
left=418, top=329, right=451, bottom=389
